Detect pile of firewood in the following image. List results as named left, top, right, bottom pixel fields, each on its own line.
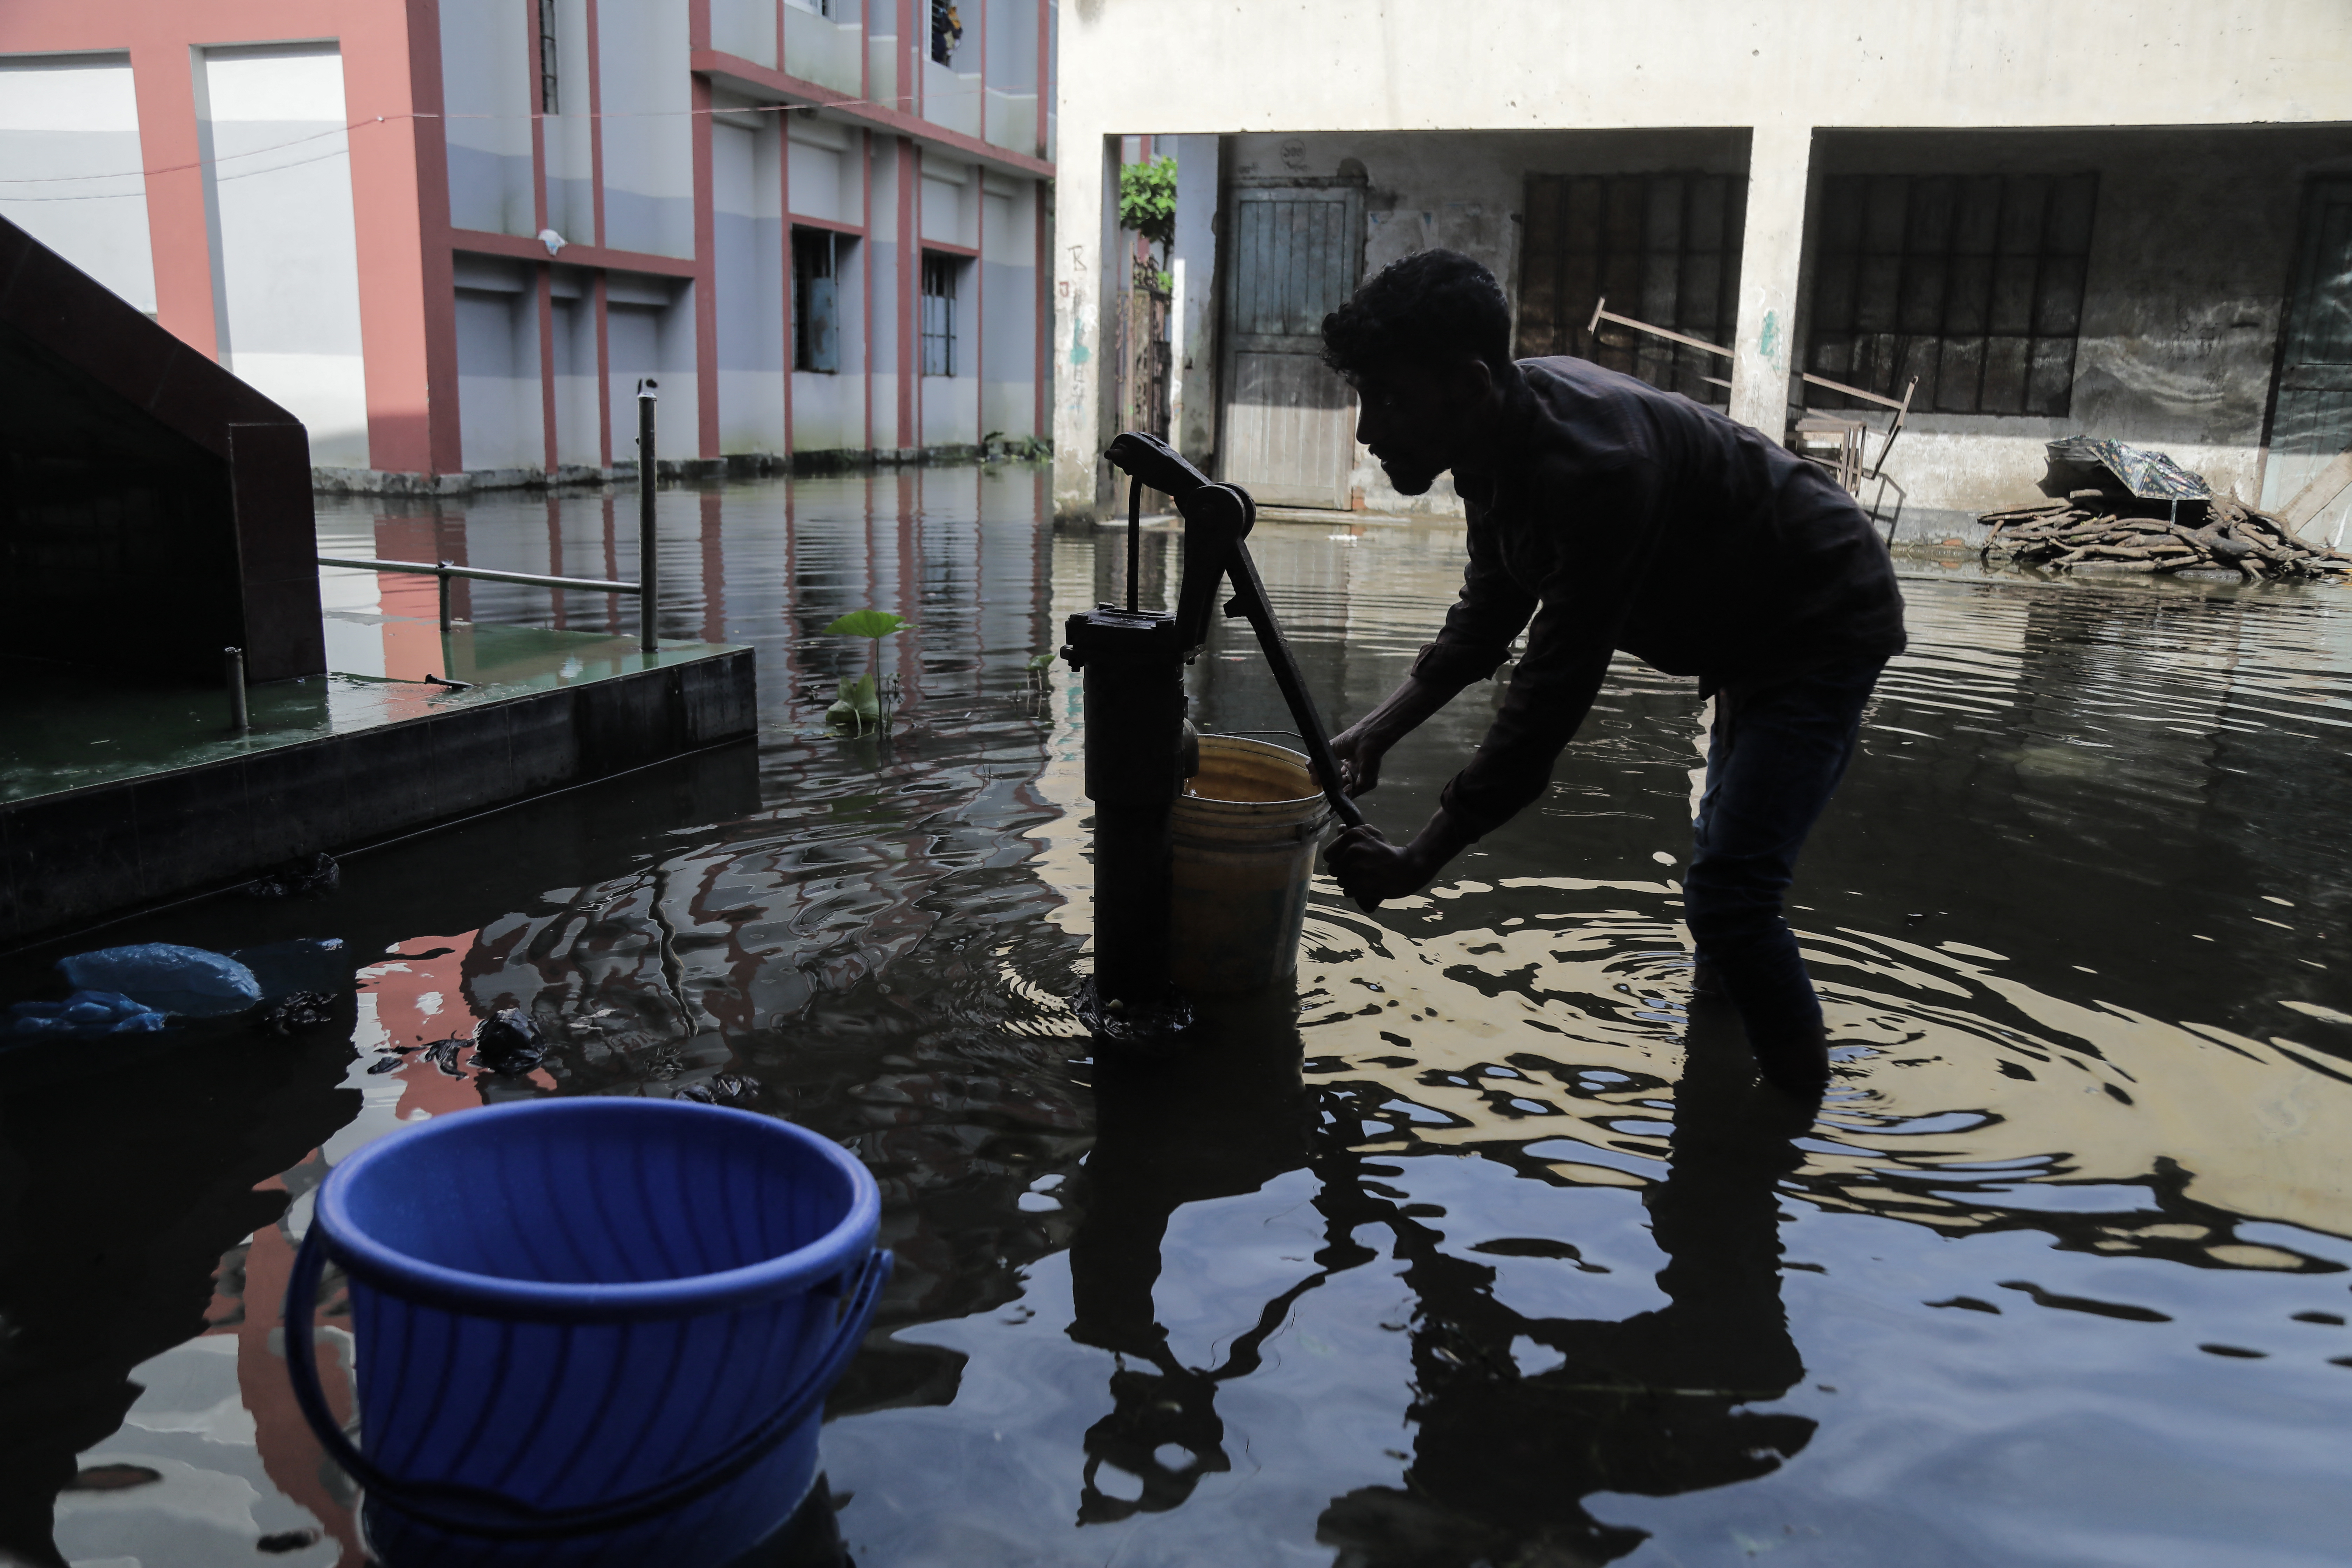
left=1979, top=492, right=2351, bottom=581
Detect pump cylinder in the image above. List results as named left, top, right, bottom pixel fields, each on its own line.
left=1062, top=605, right=1188, bottom=1006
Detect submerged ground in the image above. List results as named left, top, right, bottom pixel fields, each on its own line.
left=3, top=467, right=2348, bottom=1567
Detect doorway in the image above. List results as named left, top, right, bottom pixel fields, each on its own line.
left=1218, top=182, right=1363, bottom=509
left=2262, top=176, right=2352, bottom=541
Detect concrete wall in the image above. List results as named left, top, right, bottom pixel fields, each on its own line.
left=0, top=648, right=756, bottom=943
left=1811, top=127, right=2352, bottom=536
left=441, top=0, right=535, bottom=238
left=600, top=0, right=695, bottom=260
left=0, top=54, right=157, bottom=315
left=1167, top=133, right=1219, bottom=466
left=607, top=270, right=699, bottom=463
left=714, top=108, right=786, bottom=455
left=452, top=253, right=542, bottom=472
left=1052, top=0, right=2352, bottom=521
left=4, top=0, right=1052, bottom=486
left=196, top=43, right=370, bottom=469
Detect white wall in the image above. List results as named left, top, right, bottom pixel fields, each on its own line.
left=714, top=112, right=785, bottom=454
left=1052, top=0, right=2352, bottom=518
left=453, top=254, right=542, bottom=472
left=440, top=0, right=534, bottom=237
left=1167, top=133, right=1218, bottom=464
left=548, top=265, right=600, bottom=466
left=606, top=271, right=697, bottom=464
left=599, top=0, right=694, bottom=258
left=544, top=0, right=596, bottom=245
left=196, top=43, right=370, bottom=468
left=0, top=54, right=156, bottom=314
left=980, top=172, right=1036, bottom=440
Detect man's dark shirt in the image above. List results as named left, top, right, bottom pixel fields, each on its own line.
left=1410, top=356, right=1907, bottom=838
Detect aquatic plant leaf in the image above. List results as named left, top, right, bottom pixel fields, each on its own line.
left=822, top=609, right=913, bottom=639
left=828, top=672, right=882, bottom=733
left=1026, top=652, right=1056, bottom=671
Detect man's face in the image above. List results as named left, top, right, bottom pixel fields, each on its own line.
left=1351, top=358, right=1493, bottom=497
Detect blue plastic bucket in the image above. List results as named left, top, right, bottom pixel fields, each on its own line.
left=282, top=1098, right=890, bottom=1566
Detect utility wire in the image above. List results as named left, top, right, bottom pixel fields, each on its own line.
left=0, top=89, right=1043, bottom=200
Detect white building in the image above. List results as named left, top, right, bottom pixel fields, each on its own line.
left=0, top=0, right=1057, bottom=488
left=1051, top=3, right=2352, bottom=545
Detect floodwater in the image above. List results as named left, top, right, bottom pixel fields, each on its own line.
left=4, top=467, right=2350, bottom=1567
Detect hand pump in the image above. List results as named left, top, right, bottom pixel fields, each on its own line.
left=1059, top=434, right=1372, bottom=1035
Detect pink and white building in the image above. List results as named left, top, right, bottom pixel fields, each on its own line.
left=0, top=0, right=1057, bottom=488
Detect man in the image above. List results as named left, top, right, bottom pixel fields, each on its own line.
left=1321, top=250, right=1906, bottom=1097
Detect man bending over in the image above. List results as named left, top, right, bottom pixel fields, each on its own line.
left=1321, top=250, right=1906, bottom=1097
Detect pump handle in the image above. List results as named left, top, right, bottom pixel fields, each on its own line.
left=1105, top=432, right=1213, bottom=498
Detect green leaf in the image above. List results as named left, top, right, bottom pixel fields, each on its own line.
left=840, top=672, right=881, bottom=721
left=1026, top=652, right=1056, bottom=671
left=821, top=609, right=913, bottom=639
left=1116, top=155, right=1178, bottom=250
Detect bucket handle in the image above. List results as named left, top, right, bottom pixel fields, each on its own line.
left=282, top=1224, right=892, bottom=1541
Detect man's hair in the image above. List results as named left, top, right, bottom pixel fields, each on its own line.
left=1321, top=248, right=1514, bottom=384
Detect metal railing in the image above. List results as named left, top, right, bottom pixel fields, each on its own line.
left=318, top=383, right=665, bottom=651
left=1586, top=296, right=1918, bottom=485
left=315, top=555, right=645, bottom=638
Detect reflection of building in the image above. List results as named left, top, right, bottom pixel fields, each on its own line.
left=0, top=1, right=1054, bottom=488
left=1054, top=7, right=2352, bottom=545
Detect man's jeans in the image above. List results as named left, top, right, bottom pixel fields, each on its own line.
left=1685, top=656, right=1886, bottom=1056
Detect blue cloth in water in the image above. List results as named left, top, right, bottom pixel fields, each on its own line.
left=56, top=943, right=261, bottom=1017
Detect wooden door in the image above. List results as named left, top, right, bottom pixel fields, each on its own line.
left=1219, top=185, right=1362, bottom=509
left=2262, top=177, right=2352, bottom=540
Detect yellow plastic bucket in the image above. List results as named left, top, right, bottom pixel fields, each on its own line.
left=1170, top=736, right=1332, bottom=995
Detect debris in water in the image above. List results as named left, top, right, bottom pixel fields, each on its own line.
left=678, top=1072, right=763, bottom=1106
left=65, top=1464, right=161, bottom=1491
left=6, top=989, right=170, bottom=1040
left=420, top=1037, right=470, bottom=1075
left=257, top=1527, right=323, bottom=1554
left=472, top=1008, right=546, bottom=1074
left=244, top=852, right=341, bottom=899
left=1979, top=494, right=2350, bottom=580
left=257, top=992, right=338, bottom=1036
left=56, top=943, right=261, bottom=1017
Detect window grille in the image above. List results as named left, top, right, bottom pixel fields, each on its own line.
left=920, top=253, right=959, bottom=378
left=930, top=0, right=962, bottom=65
left=793, top=229, right=841, bottom=373
left=538, top=0, right=559, bottom=114
left=1516, top=172, right=1746, bottom=406
left=1803, top=173, right=2098, bottom=416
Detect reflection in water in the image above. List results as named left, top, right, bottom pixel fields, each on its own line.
left=1066, top=994, right=1316, bottom=1524
left=4, top=471, right=2351, bottom=1566
left=1317, top=999, right=1813, bottom=1566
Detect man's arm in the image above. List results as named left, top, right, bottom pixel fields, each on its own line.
left=1327, top=501, right=1536, bottom=797
left=1330, top=459, right=1665, bottom=902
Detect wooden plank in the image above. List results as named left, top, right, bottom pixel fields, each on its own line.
left=2280, top=446, right=2352, bottom=532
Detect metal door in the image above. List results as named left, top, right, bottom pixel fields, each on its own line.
left=2262, top=177, right=2352, bottom=542
left=1219, top=185, right=1362, bottom=509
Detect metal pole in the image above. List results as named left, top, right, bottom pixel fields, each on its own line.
left=224, top=646, right=249, bottom=733
left=436, top=563, right=451, bottom=633
left=637, top=378, right=659, bottom=653
left=1126, top=474, right=1142, bottom=611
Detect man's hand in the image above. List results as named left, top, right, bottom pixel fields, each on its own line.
left=1326, top=824, right=1442, bottom=905
left=1326, top=722, right=1389, bottom=798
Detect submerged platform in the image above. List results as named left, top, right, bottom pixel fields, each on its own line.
left=1, top=611, right=754, bottom=942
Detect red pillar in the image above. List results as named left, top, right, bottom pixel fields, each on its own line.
left=689, top=0, right=719, bottom=460
left=347, top=0, right=460, bottom=476
left=126, top=35, right=215, bottom=359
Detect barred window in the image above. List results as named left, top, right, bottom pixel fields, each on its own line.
left=920, top=252, right=960, bottom=377
left=1804, top=173, right=2098, bottom=416
left=1515, top=172, right=1746, bottom=407
left=792, top=228, right=840, bottom=373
